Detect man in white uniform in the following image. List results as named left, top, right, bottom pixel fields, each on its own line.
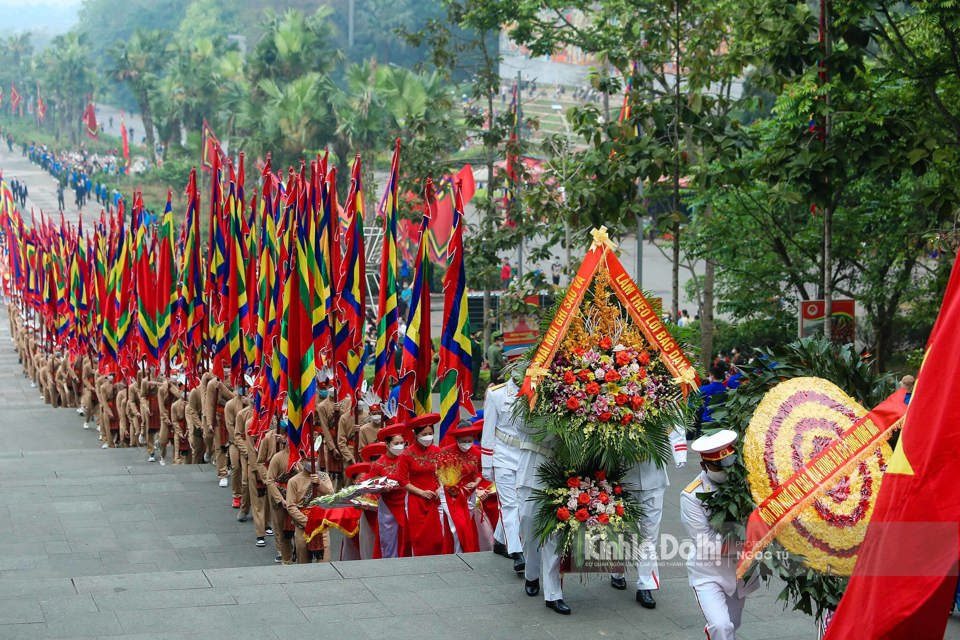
left=511, top=381, right=568, bottom=615
left=610, top=426, right=688, bottom=608
left=681, top=429, right=758, bottom=640
left=480, top=377, right=525, bottom=574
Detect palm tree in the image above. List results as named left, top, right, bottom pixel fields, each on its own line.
left=38, top=33, right=97, bottom=144
left=110, top=29, right=166, bottom=158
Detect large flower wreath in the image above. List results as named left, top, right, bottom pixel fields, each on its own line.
left=705, top=337, right=898, bottom=622
left=515, top=268, right=696, bottom=567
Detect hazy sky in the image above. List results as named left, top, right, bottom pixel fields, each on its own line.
left=0, top=0, right=80, bottom=35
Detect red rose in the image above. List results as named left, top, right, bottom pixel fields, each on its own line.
left=615, top=351, right=631, bottom=366
left=599, top=411, right=613, bottom=422
left=575, top=508, right=589, bottom=522
left=615, top=504, right=625, bottom=516
left=613, top=485, right=623, bottom=495
left=557, top=507, right=571, bottom=521
left=585, top=381, right=601, bottom=395
left=630, top=396, right=645, bottom=409
left=598, top=336, right=613, bottom=350
left=577, top=369, right=591, bottom=382
left=604, top=370, right=621, bottom=383
left=566, top=397, right=580, bottom=411
left=615, top=393, right=628, bottom=406
left=620, top=414, right=632, bottom=425
left=578, top=493, right=591, bottom=506
left=593, top=470, right=607, bottom=481
left=566, top=476, right=581, bottom=489
left=598, top=513, right=610, bottom=525
left=563, top=370, right=576, bottom=384
left=639, top=351, right=650, bottom=365
left=598, top=492, right=609, bottom=504
left=638, top=367, right=647, bottom=380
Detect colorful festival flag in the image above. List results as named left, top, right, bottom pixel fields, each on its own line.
left=437, top=180, right=475, bottom=442
left=374, top=139, right=400, bottom=400
left=398, top=179, right=436, bottom=418
left=334, top=156, right=367, bottom=402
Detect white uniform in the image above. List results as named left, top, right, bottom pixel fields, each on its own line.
left=515, top=421, right=562, bottom=602
left=480, top=379, right=524, bottom=555
left=614, top=427, right=688, bottom=591
left=680, top=471, right=757, bottom=640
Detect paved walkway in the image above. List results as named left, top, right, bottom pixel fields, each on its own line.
left=0, top=307, right=859, bottom=640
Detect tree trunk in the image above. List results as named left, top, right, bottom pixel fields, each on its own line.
left=138, top=88, right=157, bottom=163
left=671, top=220, right=680, bottom=320
left=699, top=205, right=715, bottom=365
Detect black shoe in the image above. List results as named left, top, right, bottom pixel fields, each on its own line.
left=493, top=542, right=510, bottom=558
left=636, top=589, right=656, bottom=609
left=525, top=579, right=540, bottom=597
left=511, top=552, right=525, bottom=574
left=610, top=576, right=627, bottom=590
left=545, top=599, right=571, bottom=615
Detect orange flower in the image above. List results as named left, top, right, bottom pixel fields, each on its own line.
left=639, top=351, right=650, bottom=365
left=598, top=492, right=609, bottom=504
left=575, top=508, right=589, bottom=522
left=578, top=493, right=591, bottom=506
left=615, top=504, right=625, bottom=516
left=638, top=367, right=647, bottom=380
left=615, top=350, right=631, bottom=366
left=630, top=396, right=645, bottom=409
left=557, top=507, right=571, bottom=521
left=615, top=393, right=628, bottom=406
left=599, top=411, right=613, bottom=422
left=598, top=513, right=610, bottom=525
left=566, top=397, right=580, bottom=411
left=613, top=485, right=623, bottom=496
left=598, top=336, right=613, bottom=350
left=593, top=470, right=607, bottom=481
left=577, top=369, right=591, bottom=382
left=604, top=370, right=621, bottom=383
left=566, top=476, right=581, bottom=489
left=563, top=370, right=576, bottom=384
left=585, top=381, right=601, bottom=395
left=620, top=414, right=633, bottom=425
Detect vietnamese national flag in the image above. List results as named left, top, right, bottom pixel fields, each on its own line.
left=823, top=253, right=960, bottom=640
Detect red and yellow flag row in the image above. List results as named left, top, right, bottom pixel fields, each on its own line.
left=0, top=141, right=476, bottom=455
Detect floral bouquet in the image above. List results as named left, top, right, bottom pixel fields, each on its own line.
left=435, top=450, right=468, bottom=499
left=520, top=269, right=693, bottom=470
left=533, top=462, right=643, bottom=571
left=309, top=476, right=399, bottom=509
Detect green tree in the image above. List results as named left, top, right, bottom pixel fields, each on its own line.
left=35, top=32, right=97, bottom=145
left=110, top=29, right=168, bottom=158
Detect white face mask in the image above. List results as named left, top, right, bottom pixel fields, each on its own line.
left=388, top=443, right=405, bottom=456
left=417, top=434, right=434, bottom=447
left=457, top=441, right=473, bottom=452
left=706, top=469, right=728, bottom=484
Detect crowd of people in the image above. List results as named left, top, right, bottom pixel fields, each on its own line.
left=8, top=305, right=766, bottom=634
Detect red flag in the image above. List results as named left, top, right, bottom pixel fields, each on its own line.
left=10, top=83, right=21, bottom=115
left=201, top=119, right=225, bottom=172
left=36, top=84, right=46, bottom=123
left=823, top=253, right=960, bottom=639
left=82, top=102, right=98, bottom=139
left=120, top=114, right=130, bottom=170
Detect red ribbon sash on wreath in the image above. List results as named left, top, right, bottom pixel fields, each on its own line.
left=520, top=227, right=699, bottom=406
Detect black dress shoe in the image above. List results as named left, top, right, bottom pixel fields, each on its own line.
left=511, top=552, right=525, bottom=574
left=636, top=589, right=656, bottom=609
left=493, top=541, right=510, bottom=558
left=525, top=579, right=540, bottom=596
left=545, top=599, right=571, bottom=615
left=610, top=576, right=627, bottom=590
